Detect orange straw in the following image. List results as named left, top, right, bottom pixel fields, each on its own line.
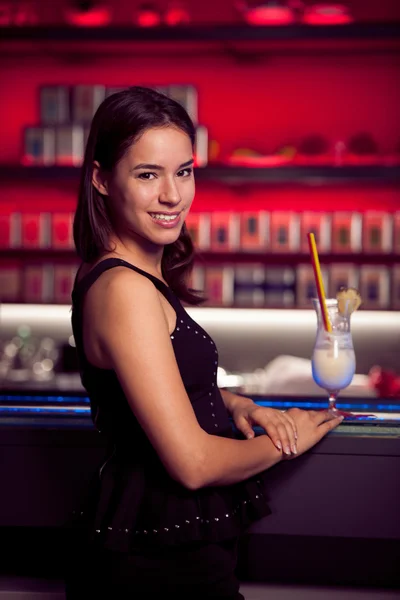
left=307, top=232, right=332, bottom=333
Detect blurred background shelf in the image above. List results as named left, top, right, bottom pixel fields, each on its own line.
left=1, top=249, right=399, bottom=265
left=2, top=23, right=399, bottom=60
left=1, top=1, right=399, bottom=312
left=195, top=251, right=400, bottom=264
left=1, top=23, right=400, bottom=43
left=1, top=164, right=400, bottom=185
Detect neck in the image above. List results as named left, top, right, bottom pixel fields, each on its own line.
left=103, top=234, right=165, bottom=279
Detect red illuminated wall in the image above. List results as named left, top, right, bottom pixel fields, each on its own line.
left=0, top=0, right=399, bottom=216
left=5, top=0, right=400, bottom=26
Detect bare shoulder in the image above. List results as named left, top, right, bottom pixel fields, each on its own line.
left=82, top=266, right=169, bottom=363
left=86, top=266, right=163, bottom=315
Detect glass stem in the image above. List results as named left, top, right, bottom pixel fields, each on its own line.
left=328, top=392, right=338, bottom=411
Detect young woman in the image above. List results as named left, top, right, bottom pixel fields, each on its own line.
left=66, top=86, right=343, bottom=599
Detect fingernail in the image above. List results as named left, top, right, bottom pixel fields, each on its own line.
left=291, top=444, right=298, bottom=455
left=246, top=432, right=253, bottom=439
left=285, top=446, right=291, bottom=455
left=276, top=441, right=282, bottom=450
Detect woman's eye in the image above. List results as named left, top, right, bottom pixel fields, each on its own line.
left=138, top=172, right=156, bottom=180
left=177, top=168, right=193, bottom=177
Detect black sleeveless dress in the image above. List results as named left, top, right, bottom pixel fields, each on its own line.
left=71, top=258, right=271, bottom=553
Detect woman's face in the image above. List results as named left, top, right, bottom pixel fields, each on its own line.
left=99, top=125, right=195, bottom=249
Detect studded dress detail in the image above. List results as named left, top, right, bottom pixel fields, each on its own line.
left=71, top=258, right=271, bottom=551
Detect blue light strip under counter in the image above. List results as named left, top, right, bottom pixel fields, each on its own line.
left=0, top=394, right=399, bottom=417
left=257, top=399, right=400, bottom=412
left=0, top=394, right=89, bottom=404
left=0, top=405, right=90, bottom=415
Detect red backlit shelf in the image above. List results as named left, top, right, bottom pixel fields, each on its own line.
left=1, top=23, right=400, bottom=59
left=0, top=165, right=399, bottom=186
left=1, top=249, right=398, bottom=266
left=1, top=23, right=400, bottom=43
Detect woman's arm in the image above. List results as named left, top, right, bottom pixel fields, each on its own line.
left=85, top=268, right=342, bottom=490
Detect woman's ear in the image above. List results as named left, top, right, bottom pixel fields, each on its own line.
left=92, top=161, right=109, bottom=195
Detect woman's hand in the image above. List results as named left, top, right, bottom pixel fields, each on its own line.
left=231, top=399, right=298, bottom=456
left=284, top=408, right=343, bottom=458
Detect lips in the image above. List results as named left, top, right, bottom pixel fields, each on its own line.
left=149, top=212, right=181, bottom=217
left=149, top=212, right=182, bottom=228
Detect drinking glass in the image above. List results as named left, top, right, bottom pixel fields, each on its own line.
left=311, top=298, right=355, bottom=416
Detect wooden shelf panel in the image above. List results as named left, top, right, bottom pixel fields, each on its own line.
left=1, top=23, right=400, bottom=43
left=196, top=165, right=400, bottom=184
left=0, top=165, right=399, bottom=185
left=196, top=252, right=399, bottom=266
left=1, top=249, right=398, bottom=265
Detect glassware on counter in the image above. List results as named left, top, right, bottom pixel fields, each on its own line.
left=0, top=324, right=59, bottom=385
left=307, top=231, right=368, bottom=419
left=311, top=297, right=355, bottom=414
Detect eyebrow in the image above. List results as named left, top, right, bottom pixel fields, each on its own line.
left=131, top=158, right=194, bottom=171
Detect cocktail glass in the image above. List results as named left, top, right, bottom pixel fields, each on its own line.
left=311, top=298, right=355, bottom=416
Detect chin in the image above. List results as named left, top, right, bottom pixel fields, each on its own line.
left=147, top=231, right=182, bottom=248
left=162, top=232, right=182, bottom=246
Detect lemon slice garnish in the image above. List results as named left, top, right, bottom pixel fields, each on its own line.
left=336, top=287, right=362, bottom=316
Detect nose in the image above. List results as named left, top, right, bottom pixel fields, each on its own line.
left=159, top=175, right=181, bottom=206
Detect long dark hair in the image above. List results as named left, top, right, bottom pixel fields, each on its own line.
left=73, top=86, right=204, bottom=305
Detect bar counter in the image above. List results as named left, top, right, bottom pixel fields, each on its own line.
left=0, top=393, right=398, bottom=588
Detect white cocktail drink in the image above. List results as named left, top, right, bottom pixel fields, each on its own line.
left=311, top=298, right=356, bottom=413
left=312, top=342, right=355, bottom=391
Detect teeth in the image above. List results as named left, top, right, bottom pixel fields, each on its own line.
left=150, top=213, right=178, bottom=221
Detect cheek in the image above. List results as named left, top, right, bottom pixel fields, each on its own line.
left=113, top=180, right=152, bottom=212
left=184, top=180, right=196, bottom=204
left=106, top=177, right=129, bottom=209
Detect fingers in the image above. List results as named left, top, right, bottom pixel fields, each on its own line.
left=319, top=415, right=344, bottom=436
left=264, top=421, right=297, bottom=456
left=277, top=421, right=297, bottom=455
left=282, top=412, right=298, bottom=440
left=236, top=416, right=255, bottom=440
left=311, top=409, right=339, bottom=425
left=273, top=413, right=297, bottom=454
left=238, top=407, right=298, bottom=455
left=261, top=423, right=281, bottom=452
left=253, top=409, right=298, bottom=453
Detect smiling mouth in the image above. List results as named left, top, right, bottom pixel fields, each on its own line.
left=149, top=212, right=181, bottom=222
